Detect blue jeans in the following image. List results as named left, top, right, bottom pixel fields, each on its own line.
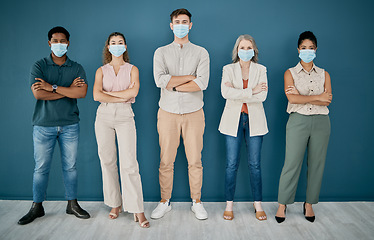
left=33, top=123, right=79, bottom=203
left=225, top=113, right=263, bottom=201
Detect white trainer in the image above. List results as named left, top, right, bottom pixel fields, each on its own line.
left=191, top=201, right=208, bottom=220
left=151, top=201, right=171, bottom=219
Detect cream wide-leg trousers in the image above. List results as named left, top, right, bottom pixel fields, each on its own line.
left=95, top=103, right=144, bottom=213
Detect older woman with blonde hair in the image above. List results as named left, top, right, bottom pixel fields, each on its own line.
left=93, top=32, right=149, bottom=228
left=219, top=34, right=268, bottom=221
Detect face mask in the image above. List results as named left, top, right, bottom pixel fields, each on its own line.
left=173, top=24, right=189, bottom=39
left=109, top=45, right=126, bottom=57
left=238, top=49, right=254, bottom=62
left=51, top=43, right=68, bottom=57
left=299, top=49, right=316, bottom=63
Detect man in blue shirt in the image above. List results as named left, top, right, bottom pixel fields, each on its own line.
left=18, top=26, right=90, bottom=225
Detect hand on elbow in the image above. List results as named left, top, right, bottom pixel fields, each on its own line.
left=319, top=91, right=332, bottom=103
left=189, top=75, right=197, bottom=81
left=253, top=83, right=268, bottom=95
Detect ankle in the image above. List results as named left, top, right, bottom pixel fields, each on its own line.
left=160, top=199, right=169, bottom=203
left=225, top=201, right=233, bottom=211
left=278, top=203, right=286, bottom=209
left=254, top=201, right=263, bottom=211
left=136, top=212, right=145, bottom=217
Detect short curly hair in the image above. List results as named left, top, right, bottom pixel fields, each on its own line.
left=48, top=26, right=70, bottom=41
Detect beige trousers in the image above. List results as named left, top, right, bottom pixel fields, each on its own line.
left=95, top=103, right=144, bottom=213
left=157, top=108, right=205, bottom=200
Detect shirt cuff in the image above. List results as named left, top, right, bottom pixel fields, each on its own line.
left=157, top=74, right=172, bottom=89
left=193, top=77, right=207, bottom=91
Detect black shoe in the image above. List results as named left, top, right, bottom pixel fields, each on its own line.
left=18, top=202, right=45, bottom=225
left=303, top=202, right=315, bottom=223
left=275, top=205, right=287, bottom=223
left=66, top=199, right=90, bottom=219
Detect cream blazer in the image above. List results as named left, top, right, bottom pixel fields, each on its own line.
left=218, top=62, right=269, bottom=137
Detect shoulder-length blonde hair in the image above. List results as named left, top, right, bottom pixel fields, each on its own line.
left=232, top=34, right=259, bottom=63
left=103, top=32, right=130, bottom=64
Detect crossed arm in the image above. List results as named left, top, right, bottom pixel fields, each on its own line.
left=284, top=70, right=332, bottom=106
left=31, top=77, right=87, bottom=100
left=153, top=48, right=209, bottom=92
left=93, top=66, right=139, bottom=103
left=165, top=75, right=200, bottom=92
left=221, top=67, right=268, bottom=103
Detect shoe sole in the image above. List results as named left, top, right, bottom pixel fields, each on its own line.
left=66, top=210, right=90, bottom=219
left=150, top=205, right=171, bottom=219
left=18, top=212, right=45, bottom=225
left=191, top=206, right=208, bottom=220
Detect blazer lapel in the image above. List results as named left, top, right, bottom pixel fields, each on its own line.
left=248, top=62, right=257, bottom=88
left=233, top=62, right=243, bottom=89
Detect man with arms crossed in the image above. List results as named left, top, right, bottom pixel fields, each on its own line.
left=18, top=26, right=90, bottom=225
left=152, top=8, right=210, bottom=220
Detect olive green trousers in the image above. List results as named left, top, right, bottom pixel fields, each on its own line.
left=278, top=113, right=330, bottom=205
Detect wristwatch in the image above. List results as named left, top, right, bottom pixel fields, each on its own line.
left=52, top=85, right=58, bottom=93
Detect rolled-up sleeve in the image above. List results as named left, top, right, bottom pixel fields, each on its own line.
left=193, top=48, right=209, bottom=91
left=153, top=48, right=172, bottom=89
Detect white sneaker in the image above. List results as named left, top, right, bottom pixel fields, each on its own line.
left=191, top=201, right=208, bottom=220
left=151, top=201, right=171, bottom=219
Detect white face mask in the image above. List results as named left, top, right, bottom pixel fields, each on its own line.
left=238, top=49, right=254, bottom=62
left=109, top=45, right=126, bottom=57
left=173, top=24, right=189, bottom=38
left=51, top=43, right=68, bottom=57
left=299, top=49, right=316, bottom=63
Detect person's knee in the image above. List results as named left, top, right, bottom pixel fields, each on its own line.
left=188, top=160, right=202, bottom=169
left=63, top=164, right=76, bottom=172
left=226, top=160, right=239, bottom=171
left=34, top=163, right=50, bottom=175
left=248, top=160, right=261, bottom=170
left=159, top=161, right=174, bottom=170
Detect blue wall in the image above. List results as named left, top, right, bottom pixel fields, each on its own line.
left=1, top=0, right=373, bottom=202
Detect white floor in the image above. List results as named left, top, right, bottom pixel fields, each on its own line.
left=0, top=200, right=373, bottom=240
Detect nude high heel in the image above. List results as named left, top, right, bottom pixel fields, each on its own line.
left=134, top=213, right=150, bottom=228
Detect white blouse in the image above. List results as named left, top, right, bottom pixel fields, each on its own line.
left=287, top=62, right=329, bottom=115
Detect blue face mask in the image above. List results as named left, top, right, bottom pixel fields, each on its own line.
left=51, top=43, right=68, bottom=57
left=238, top=49, right=254, bottom=62
left=299, top=49, right=316, bottom=63
left=109, top=45, right=126, bottom=57
left=173, top=24, right=189, bottom=39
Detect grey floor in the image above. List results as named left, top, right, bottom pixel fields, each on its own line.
left=0, top=201, right=373, bottom=240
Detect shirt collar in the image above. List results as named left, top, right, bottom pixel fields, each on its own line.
left=46, top=54, right=72, bottom=67
left=172, top=41, right=191, bottom=48
left=295, top=62, right=320, bottom=74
